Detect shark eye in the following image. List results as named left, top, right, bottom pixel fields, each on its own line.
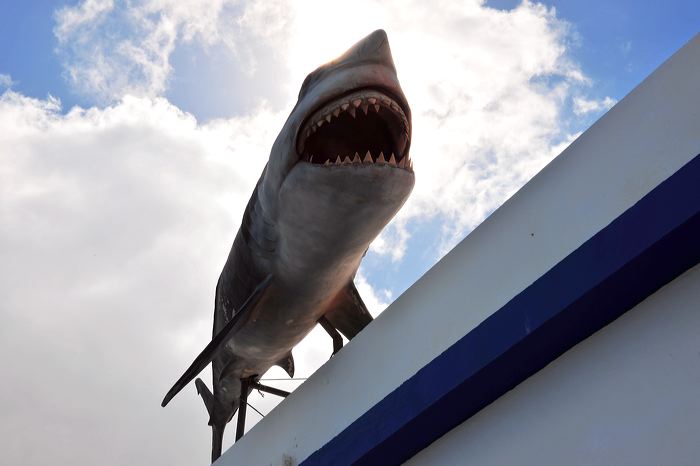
left=298, top=68, right=325, bottom=100
left=298, top=74, right=313, bottom=99
left=296, top=89, right=412, bottom=171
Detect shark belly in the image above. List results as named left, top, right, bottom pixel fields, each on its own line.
left=222, top=252, right=362, bottom=375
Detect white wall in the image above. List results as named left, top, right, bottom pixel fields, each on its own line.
left=216, top=33, right=700, bottom=466
left=407, top=263, right=700, bottom=466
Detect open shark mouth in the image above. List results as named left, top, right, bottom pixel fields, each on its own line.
left=297, top=88, right=412, bottom=171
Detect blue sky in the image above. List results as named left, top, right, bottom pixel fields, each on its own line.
left=3, top=1, right=699, bottom=119
left=1, top=1, right=698, bottom=464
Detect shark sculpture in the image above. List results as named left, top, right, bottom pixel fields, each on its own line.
left=162, top=29, right=414, bottom=462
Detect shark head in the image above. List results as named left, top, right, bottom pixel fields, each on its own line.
left=260, top=29, right=415, bottom=275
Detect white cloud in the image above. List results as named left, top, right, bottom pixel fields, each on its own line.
left=345, top=0, right=596, bottom=259
left=355, top=271, right=392, bottom=316
left=179, top=0, right=592, bottom=261
left=53, top=0, right=292, bottom=103
left=54, top=0, right=114, bottom=39
left=0, top=73, right=15, bottom=88
left=53, top=0, right=606, bottom=261
left=51, top=0, right=602, bottom=262
left=573, top=95, right=617, bottom=115
left=0, top=89, right=283, bottom=464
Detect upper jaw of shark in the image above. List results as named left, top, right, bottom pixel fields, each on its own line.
left=295, top=87, right=413, bottom=171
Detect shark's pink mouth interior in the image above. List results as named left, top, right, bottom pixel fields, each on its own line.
left=297, top=89, right=412, bottom=171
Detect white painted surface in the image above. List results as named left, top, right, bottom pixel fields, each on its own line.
left=407, top=263, right=700, bottom=466
left=217, top=33, right=700, bottom=466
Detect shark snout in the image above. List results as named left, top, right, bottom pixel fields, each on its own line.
left=339, top=29, right=396, bottom=72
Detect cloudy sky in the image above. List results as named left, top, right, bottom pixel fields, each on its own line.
left=1, top=1, right=698, bottom=464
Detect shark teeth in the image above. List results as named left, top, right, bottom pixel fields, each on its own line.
left=297, top=88, right=411, bottom=155
left=301, top=150, right=413, bottom=172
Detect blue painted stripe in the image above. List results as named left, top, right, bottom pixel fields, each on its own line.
left=302, top=153, right=700, bottom=466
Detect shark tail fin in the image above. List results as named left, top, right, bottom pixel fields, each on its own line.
left=195, top=378, right=219, bottom=425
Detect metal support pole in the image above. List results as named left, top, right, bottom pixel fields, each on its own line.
left=235, top=378, right=250, bottom=441
left=234, top=377, right=290, bottom=442
left=250, top=381, right=290, bottom=398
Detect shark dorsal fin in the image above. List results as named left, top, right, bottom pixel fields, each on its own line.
left=323, top=281, right=373, bottom=340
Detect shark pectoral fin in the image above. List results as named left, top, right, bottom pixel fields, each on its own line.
left=161, top=274, right=274, bottom=408
left=323, top=281, right=374, bottom=341
left=274, top=351, right=295, bottom=378
left=318, top=316, right=343, bottom=356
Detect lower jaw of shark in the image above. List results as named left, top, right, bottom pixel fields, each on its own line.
left=277, top=160, right=414, bottom=272
left=296, top=88, right=413, bottom=171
